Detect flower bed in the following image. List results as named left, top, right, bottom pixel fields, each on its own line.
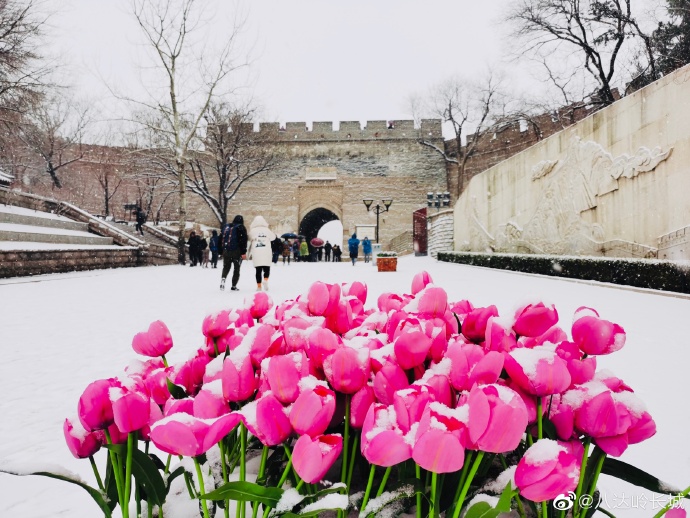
left=4, top=272, right=689, bottom=517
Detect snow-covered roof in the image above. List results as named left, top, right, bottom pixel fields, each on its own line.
left=0, top=169, right=14, bottom=184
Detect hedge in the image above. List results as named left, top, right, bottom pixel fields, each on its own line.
left=437, top=251, right=690, bottom=294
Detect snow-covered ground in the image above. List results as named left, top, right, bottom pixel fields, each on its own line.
left=0, top=256, right=688, bottom=517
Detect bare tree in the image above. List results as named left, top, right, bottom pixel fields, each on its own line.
left=416, top=73, right=506, bottom=196
left=128, top=0, right=248, bottom=264
left=506, top=0, right=654, bottom=107
left=14, top=93, right=89, bottom=188
left=185, top=102, right=280, bottom=226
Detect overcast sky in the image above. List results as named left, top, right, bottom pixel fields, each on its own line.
left=47, top=0, right=511, bottom=132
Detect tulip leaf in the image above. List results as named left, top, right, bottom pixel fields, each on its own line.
left=496, top=481, right=516, bottom=512
left=130, top=448, right=167, bottom=506
left=200, top=480, right=284, bottom=506
left=103, top=453, right=120, bottom=511
left=464, top=501, right=501, bottom=518
left=453, top=312, right=462, bottom=333
left=0, top=466, right=112, bottom=517
left=601, top=457, right=689, bottom=499
left=166, top=377, right=188, bottom=399
left=166, top=466, right=186, bottom=490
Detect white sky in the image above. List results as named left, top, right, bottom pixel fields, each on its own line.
left=46, top=0, right=509, bottom=132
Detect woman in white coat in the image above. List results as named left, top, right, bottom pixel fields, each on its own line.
left=247, top=215, right=277, bottom=291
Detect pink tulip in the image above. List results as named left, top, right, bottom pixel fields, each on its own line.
left=666, top=509, right=687, bottom=518
left=222, top=353, right=257, bottom=403
left=513, top=303, right=559, bottom=337
left=144, top=367, right=173, bottom=406
left=246, top=292, right=273, bottom=320
left=449, top=300, right=474, bottom=319
left=110, top=385, right=151, bottom=433
left=248, top=324, right=281, bottom=366
left=64, top=418, right=104, bottom=458
left=251, top=393, right=293, bottom=446
left=173, top=349, right=211, bottom=396
left=415, top=286, right=448, bottom=319
left=202, top=310, right=231, bottom=338
left=378, top=293, right=408, bottom=313
left=504, top=345, right=571, bottom=396
left=394, top=324, right=432, bottom=370
left=324, top=346, right=370, bottom=394
left=350, top=384, right=376, bottom=428
left=343, top=281, right=368, bottom=305
left=549, top=401, right=575, bottom=440
left=290, top=385, right=336, bottom=437
left=466, top=384, right=528, bottom=453
left=106, top=421, right=129, bottom=444
left=412, top=402, right=467, bottom=473
left=484, top=317, right=517, bottom=352
left=519, top=326, right=568, bottom=349
left=361, top=403, right=412, bottom=467
left=164, top=397, right=194, bottom=416
left=427, top=319, right=450, bottom=363
left=230, top=308, right=255, bottom=329
left=308, top=282, right=330, bottom=316
left=373, top=361, right=409, bottom=405
left=282, top=317, right=319, bottom=353
left=515, top=439, right=580, bottom=502
left=462, top=306, right=499, bottom=343
left=78, top=378, right=117, bottom=431
left=393, top=385, right=432, bottom=433
left=446, top=342, right=503, bottom=392
left=423, top=373, right=453, bottom=407
left=556, top=341, right=597, bottom=386
left=150, top=412, right=242, bottom=457
left=132, top=320, right=173, bottom=357
left=293, top=434, right=343, bottom=483
left=411, top=271, right=433, bottom=295
left=193, top=380, right=229, bottom=419
left=325, top=299, right=354, bottom=335
left=571, top=307, right=626, bottom=355
left=265, top=351, right=309, bottom=404
left=308, top=327, right=341, bottom=370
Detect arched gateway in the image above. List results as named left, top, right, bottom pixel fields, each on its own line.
left=191, top=120, right=448, bottom=250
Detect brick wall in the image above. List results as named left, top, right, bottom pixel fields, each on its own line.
left=388, top=230, right=413, bottom=256
left=427, top=209, right=454, bottom=258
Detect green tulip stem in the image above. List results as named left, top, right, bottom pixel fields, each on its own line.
left=104, top=429, right=125, bottom=513
left=238, top=424, right=247, bottom=518
left=579, top=451, right=607, bottom=518
left=123, top=431, right=137, bottom=518
left=164, top=453, right=172, bottom=474
left=214, top=338, right=219, bottom=357
left=573, top=438, right=591, bottom=517
left=537, top=397, right=543, bottom=440
left=376, top=466, right=392, bottom=498
left=218, top=440, right=230, bottom=518
left=193, top=457, right=211, bottom=518
left=360, top=464, right=377, bottom=514
left=415, top=464, right=423, bottom=518
left=341, top=395, right=351, bottom=486
left=652, top=485, right=690, bottom=518
left=346, top=434, right=359, bottom=490
left=88, top=455, right=104, bottom=492
left=454, top=450, right=474, bottom=505
left=452, top=451, right=485, bottom=518
left=430, top=472, right=440, bottom=518
left=252, top=446, right=270, bottom=518
left=161, top=355, right=168, bottom=368
left=263, top=449, right=293, bottom=518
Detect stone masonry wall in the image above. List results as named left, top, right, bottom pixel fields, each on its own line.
left=428, top=209, right=454, bottom=259
left=0, top=248, right=141, bottom=278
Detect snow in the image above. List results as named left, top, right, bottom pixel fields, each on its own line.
left=0, top=256, right=689, bottom=517
left=481, top=466, right=517, bottom=493
left=0, top=203, right=74, bottom=221
left=0, top=242, right=130, bottom=251
left=299, top=492, right=348, bottom=513
left=525, top=439, right=565, bottom=465
left=0, top=222, right=97, bottom=237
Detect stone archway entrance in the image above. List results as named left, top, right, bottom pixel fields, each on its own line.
left=299, top=208, right=339, bottom=244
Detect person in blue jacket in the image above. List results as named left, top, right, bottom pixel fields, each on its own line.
left=362, top=236, right=372, bottom=263
left=209, top=229, right=220, bottom=268
left=348, top=233, right=360, bottom=266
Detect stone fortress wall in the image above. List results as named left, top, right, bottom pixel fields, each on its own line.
left=453, top=64, right=690, bottom=260
left=190, top=120, right=448, bottom=249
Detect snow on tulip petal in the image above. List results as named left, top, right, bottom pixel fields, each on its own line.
left=64, top=418, right=103, bottom=459
left=293, top=434, right=343, bottom=483
left=515, top=439, right=579, bottom=502
left=193, top=379, right=229, bottom=419
left=202, top=310, right=231, bottom=338
left=343, top=281, right=368, bottom=305
left=411, top=271, right=433, bottom=295
left=505, top=345, right=571, bottom=396
left=246, top=291, right=273, bottom=320
left=484, top=317, right=517, bottom=353
left=513, top=303, right=559, bottom=338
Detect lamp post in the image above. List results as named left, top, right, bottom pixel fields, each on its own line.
left=427, top=192, right=450, bottom=211
left=362, top=198, right=393, bottom=243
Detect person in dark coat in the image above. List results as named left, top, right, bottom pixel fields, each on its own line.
left=220, top=215, right=248, bottom=291
left=332, top=244, right=342, bottom=262
left=324, top=241, right=332, bottom=262
left=199, top=231, right=209, bottom=267
left=282, top=239, right=291, bottom=265
left=348, top=233, right=360, bottom=266
left=209, top=230, right=220, bottom=268
left=135, top=207, right=146, bottom=236
left=292, top=240, right=300, bottom=262
left=187, top=231, right=201, bottom=266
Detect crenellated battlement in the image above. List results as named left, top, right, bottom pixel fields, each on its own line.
left=252, top=119, right=442, bottom=141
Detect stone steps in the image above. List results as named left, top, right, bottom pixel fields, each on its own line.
left=0, top=223, right=114, bottom=246
left=0, top=209, right=89, bottom=231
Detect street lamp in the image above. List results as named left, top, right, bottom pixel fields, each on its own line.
left=363, top=198, right=393, bottom=243
left=427, top=192, right=450, bottom=210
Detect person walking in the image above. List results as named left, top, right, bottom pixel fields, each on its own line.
left=324, top=241, right=332, bottom=262
left=300, top=239, right=309, bottom=262
left=348, top=233, right=360, bottom=266
left=333, top=244, right=342, bottom=262
left=209, top=230, right=220, bottom=268
left=247, top=216, right=276, bottom=291
left=187, top=230, right=201, bottom=266
left=200, top=231, right=210, bottom=268
left=135, top=206, right=147, bottom=236
left=292, top=240, right=300, bottom=262
left=220, top=215, right=248, bottom=291
left=362, top=236, right=372, bottom=263
left=282, top=239, right=291, bottom=265
left=270, top=236, right=282, bottom=264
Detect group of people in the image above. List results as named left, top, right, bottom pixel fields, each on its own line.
left=278, top=239, right=343, bottom=263
left=186, top=229, right=221, bottom=268
left=347, top=234, right=372, bottom=265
